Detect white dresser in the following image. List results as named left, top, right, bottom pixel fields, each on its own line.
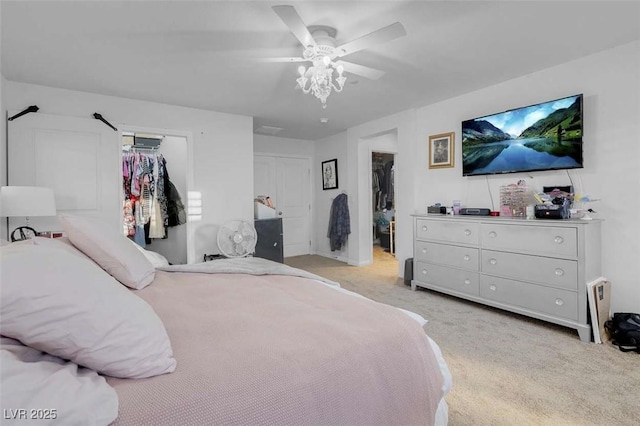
left=412, top=214, right=601, bottom=342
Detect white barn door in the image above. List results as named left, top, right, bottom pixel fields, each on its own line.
left=254, top=155, right=311, bottom=257
left=7, top=113, right=120, bottom=234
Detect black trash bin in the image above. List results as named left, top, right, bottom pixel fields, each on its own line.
left=404, top=258, right=413, bottom=286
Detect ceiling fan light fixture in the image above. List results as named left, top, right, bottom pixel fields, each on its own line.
left=272, top=5, right=406, bottom=109
left=295, top=50, right=346, bottom=109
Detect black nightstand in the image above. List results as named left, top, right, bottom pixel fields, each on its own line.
left=254, top=218, right=283, bottom=263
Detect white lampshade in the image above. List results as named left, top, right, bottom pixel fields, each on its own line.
left=0, top=186, right=57, bottom=218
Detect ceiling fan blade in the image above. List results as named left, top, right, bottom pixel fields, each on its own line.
left=335, top=61, right=386, bottom=80
left=272, top=5, right=317, bottom=48
left=258, top=57, right=308, bottom=63
left=335, top=22, right=406, bottom=58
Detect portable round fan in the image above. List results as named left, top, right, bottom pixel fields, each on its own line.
left=216, top=219, right=258, bottom=258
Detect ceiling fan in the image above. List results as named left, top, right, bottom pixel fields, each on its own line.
left=266, top=5, right=407, bottom=107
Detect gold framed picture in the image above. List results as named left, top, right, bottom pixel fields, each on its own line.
left=428, top=132, right=455, bottom=169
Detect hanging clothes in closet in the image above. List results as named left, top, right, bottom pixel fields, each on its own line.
left=122, top=149, right=186, bottom=247
left=383, top=160, right=394, bottom=209
left=372, top=160, right=394, bottom=211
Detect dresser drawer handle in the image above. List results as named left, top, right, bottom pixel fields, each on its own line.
left=421, top=248, right=427, bottom=254
left=489, top=285, right=497, bottom=291
left=555, top=268, right=564, bottom=276
left=464, top=279, right=471, bottom=285
left=464, top=229, right=472, bottom=236
left=555, top=298, right=564, bottom=306
left=422, top=269, right=428, bottom=275
left=489, top=231, right=497, bottom=238
left=554, top=236, right=564, bottom=244
left=489, top=258, right=497, bottom=265
left=422, top=225, right=428, bottom=232
left=463, top=254, right=470, bottom=261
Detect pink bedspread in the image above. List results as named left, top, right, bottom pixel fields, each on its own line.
left=107, top=271, right=444, bottom=425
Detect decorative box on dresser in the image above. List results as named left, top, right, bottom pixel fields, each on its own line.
left=412, top=214, right=601, bottom=342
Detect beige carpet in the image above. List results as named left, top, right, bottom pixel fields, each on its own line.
left=286, top=247, right=640, bottom=426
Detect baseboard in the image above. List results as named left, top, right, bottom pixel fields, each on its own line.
left=315, top=250, right=350, bottom=264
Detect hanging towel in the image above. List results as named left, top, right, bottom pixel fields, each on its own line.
left=327, top=193, right=350, bottom=252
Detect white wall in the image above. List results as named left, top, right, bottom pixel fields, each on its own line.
left=314, top=131, right=349, bottom=260
left=0, top=74, right=6, bottom=241
left=404, top=41, right=639, bottom=312
left=254, top=134, right=314, bottom=157
left=1, top=2, right=7, bottom=240
left=4, top=81, right=254, bottom=261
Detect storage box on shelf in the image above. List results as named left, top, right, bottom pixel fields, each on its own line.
left=412, top=214, right=601, bottom=342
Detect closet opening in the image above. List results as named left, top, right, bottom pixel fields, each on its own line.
left=371, top=151, right=397, bottom=268
left=121, top=131, right=189, bottom=265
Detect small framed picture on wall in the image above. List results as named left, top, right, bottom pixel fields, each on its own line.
left=428, top=132, right=455, bottom=169
left=322, top=159, right=338, bottom=190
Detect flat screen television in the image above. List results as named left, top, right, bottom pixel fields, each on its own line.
left=461, top=94, right=583, bottom=176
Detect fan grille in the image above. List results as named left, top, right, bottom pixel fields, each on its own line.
left=217, top=220, right=257, bottom=258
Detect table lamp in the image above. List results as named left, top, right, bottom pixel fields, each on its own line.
left=0, top=186, right=57, bottom=241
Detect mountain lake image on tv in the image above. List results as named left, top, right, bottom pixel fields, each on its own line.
left=462, top=94, right=583, bottom=176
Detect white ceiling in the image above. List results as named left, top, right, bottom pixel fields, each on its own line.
left=2, top=1, right=639, bottom=140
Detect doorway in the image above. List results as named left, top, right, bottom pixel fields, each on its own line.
left=371, top=151, right=397, bottom=268
left=120, top=130, right=189, bottom=265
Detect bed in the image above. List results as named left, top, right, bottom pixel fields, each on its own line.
left=0, top=214, right=451, bottom=426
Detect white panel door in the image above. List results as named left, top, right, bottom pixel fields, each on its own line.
left=276, top=157, right=310, bottom=257
left=8, top=113, right=120, bottom=234
left=254, top=155, right=310, bottom=257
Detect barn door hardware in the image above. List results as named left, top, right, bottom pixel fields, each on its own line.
left=8, top=105, right=39, bottom=121
left=93, top=113, right=117, bottom=131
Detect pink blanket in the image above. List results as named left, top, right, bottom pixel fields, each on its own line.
left=108, top=271, right=444, bottom=425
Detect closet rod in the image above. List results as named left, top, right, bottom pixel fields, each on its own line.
left=124, top=146, right=158, bottom=152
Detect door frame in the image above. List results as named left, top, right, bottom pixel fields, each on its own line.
left=254, top=152, right=313, bottom=257
left=118, top=124, right=196, bottom=264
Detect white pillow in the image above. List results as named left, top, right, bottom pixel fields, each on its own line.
left=32, top=236, right=93, bottom=260
left=0, top=337, right=119, bottom=426
left=0, top=243, right=177, bottom=379
left=130, top=239, right=170, bottom=268
left=58, top=213, right=155, bottom=289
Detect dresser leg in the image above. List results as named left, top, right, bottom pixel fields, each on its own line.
left=410, top=282, right=417, bottom=291
left=577, top=325, right=592, bottom=343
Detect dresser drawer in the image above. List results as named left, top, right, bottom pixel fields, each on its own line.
left=414, top=261, right=479, bottom=296
left=481, top=250, right=578, bottom=290
left=415, top=241, right=479, bottom=271
left=415, top=219, right=479, bottom=245
left=481, top=223, right=577, bottom=258
left=480, top=275, right=578, bottom=321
